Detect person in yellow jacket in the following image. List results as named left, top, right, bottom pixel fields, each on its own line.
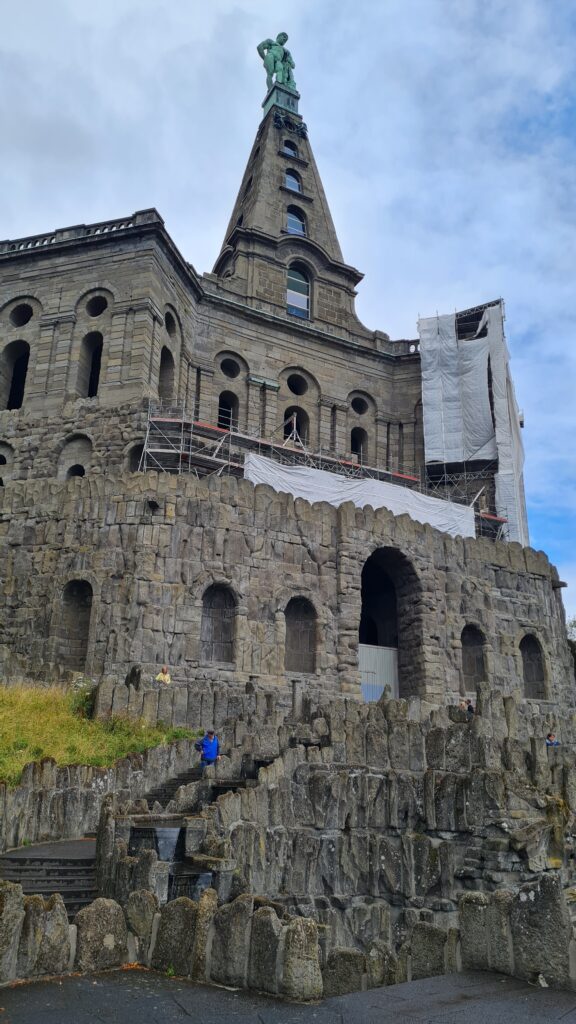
left=155, top=665, right=171, bottom=685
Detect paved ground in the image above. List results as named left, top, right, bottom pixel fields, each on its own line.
left=2, top=838, right=95, bottom=860
left=2, top=969, right=576, bottom=1023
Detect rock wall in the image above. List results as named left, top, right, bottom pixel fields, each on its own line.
left=0, top=468, right=572, bottom=704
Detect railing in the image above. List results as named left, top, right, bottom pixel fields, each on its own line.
left=0, top=209, right=162, bottom=255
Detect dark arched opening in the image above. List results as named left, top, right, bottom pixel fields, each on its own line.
left=128, top=444, right=144, bottom=472
left=57, top=580, right=93, bottom=671
left=358, top=548, right=422, bottom=700
left=217, top=391, right=239, bottom=430
left=351, top=427, right=368, bottom=462
left=1, top=341, right=30, bottom=410
left=159, top=346, right=175, bottom=402
left=284, top=406, right=309, bottom=444
left=520, top=635, right=546, bottom=699
left=78, top=332, right=103, bottom=398
left=461, top=625, right=486, bottom=691
left=201, top=585, right=236, bottom=664
left=67, top=464, right=85, bottom=478
left=285, top=597, right=317, bottom=674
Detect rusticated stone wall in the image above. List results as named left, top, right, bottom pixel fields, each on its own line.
left=0, top=468, right=572, bottom=705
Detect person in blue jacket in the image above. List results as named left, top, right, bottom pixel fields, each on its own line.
left=197, top=728, right=221, bottom=769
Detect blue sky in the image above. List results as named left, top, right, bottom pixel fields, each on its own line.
left=1, top=0, right=574, bottom=617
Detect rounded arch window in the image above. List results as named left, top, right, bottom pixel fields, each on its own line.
left=284, top=406, right=309, bottom=444
left=287, top=372, right=308, bottom=396
left=67, top=464, right=85, bottom=478
left=282, top=139, right=298, bottom=158
left=285, top=597, right=317, bottom=673
left=9, top=303, right=33, bottom=328
left=351, top=427, right=368, bottom=462
left=164, top=311, right=177, bottom=338
left=520, top=634, right=546, bottom=699
left=351, top=396, right=369, bottom=415
left=243, top=176, right=253, bottom=198
left=287, top=264, right=310, bottom=320
left=201, top=584, right=236, bottom=664
left=158, top=346, right=175, bottom=402
left=220, top=357, right=241, bottom=379
left=236, top=214, right=244, bottom=228
left=285, top=170, right=301, bottom=193
left=128, top=444, right=144, bottom=472
left=218, top=391, right=239, bottom=430
left=78, top=331, right=103, bottom=399
left=86, top=295, right=108, bottom=318
left=1, top=340, right=30, bottom=410
left=58, top=434, right=93, bottom=480
left=287, top=206, right=306, bottom=236
left=461, top=625, right=486, bottom=689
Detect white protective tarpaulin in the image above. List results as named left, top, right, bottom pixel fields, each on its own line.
left=244, top=453, right=475, bottom=538
left=419, top=301, right=528, bottom=546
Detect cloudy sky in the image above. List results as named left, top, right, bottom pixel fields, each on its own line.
left=1, top=0, right=575, bottom=616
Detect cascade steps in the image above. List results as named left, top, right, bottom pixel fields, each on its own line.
left=0, top=838, right=96, bottom=919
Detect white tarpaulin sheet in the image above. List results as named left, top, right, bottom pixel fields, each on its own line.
left=419, top=301, right=528, bottom=546
left=244, top=453, right=475, bottom=538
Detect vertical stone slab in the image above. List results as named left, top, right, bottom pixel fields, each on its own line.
left=510, top=874, right=571, bottom=985
left=459, top=892, right=490, bottom=970
left=410, top=922, right=447, bottom=980
left=0, top=881, right=25, bottom=983
left=248, top=905, right=283, bottom=994
left=280, top=916, right=323, bottom=1001
left=142, top=689, right=159, bottom=725
left=190, top=887, right=218, bottom=982
left=157, top=684, right=174, bottom=726
left=209, top=894, right=254, bottom=988
left=487, top=890, right=514, bottom=975
left=151, top=897, right=198, bottom=976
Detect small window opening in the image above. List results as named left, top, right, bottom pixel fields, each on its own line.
left=282, top=140, right=298, bottom=157
left=351, top=427, right=368, bottom=462
left=221, top=357, right=241, bottom=379
left=218, top=391, right=239, bottom=430
left=286, top=206, right=306, bottom=236
left=351, top=396, right=368, bottom=415
left=165, top=312, right=176, bottom=338
left=2, top=341, right=30, bottom=411
left=285, top=597, right=317, bottom=673
left=201, top=585, right=236, bottom=664
left=287, top=373, right=308, bottom=396
left=86, top=295, right=108, bottom=318
left=159, top=346, right=175, bottom=402
left=147, top=499, right=161, bottom=513
left=129, top=444, right=144, bottom=472
left=285, top=170, right=301, bottom=193
left=10, top=303, right=33, bottom=328
left=284, top=406, right=309, bottom=444
left=287, top=264, right=310, bottom=319
left=67, top=464, right=85, bottom=478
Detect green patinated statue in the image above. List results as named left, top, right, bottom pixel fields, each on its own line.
left=257, top=33, right=297, bottom=92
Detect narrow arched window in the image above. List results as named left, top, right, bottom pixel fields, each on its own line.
left=351, top=427, right=368, bottom=462
left=285, top=170, right=301, bottom=192
left=461, top=625, right=486, bottom=689
left=78, top=332, right=103, bottom=398
left=159, top=346, right=175, bottom=402
left=520, top=635, right=546, bottom=699
left=284, top=406, right=309, bottom=444
left=217, top=391, right=239, bottom=430
left=285, top=598, right=317, bottom=673
left=201, top=585, right=236, bottom=664
left=56, top=580, right=93, bottom=671
left=282, top=139, right=298, bottom=158
left=286, top=206, right=306, bottom=236
left=57, top=434, right=93, bottom=481
left=287, top=264, right=310, bottom=319
left=1, top=341, right=30, bottom=410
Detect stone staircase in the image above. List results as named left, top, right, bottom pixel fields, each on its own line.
left=0, top=837, right=97, bottom=919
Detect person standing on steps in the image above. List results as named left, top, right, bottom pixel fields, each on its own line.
left=196, top=728, right=221, bottom=771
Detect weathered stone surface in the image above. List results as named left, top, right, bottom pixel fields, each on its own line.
left=190, top=887, right=218, bottom=982
left=75, top=898, right=128, bottom=972
left=210, top=894, right=254, bottom=988
left=510, top=874, right=571, bottom=985
left=410, top=922, right=447, bottom=980
left=366, top=940, right=398, bottom=988
left=17, top=893, right=70, bottom=978
left=280, top=916, right=323, bottom=1001
left=151, top=897, right=197, bottom=976
left=125, top=889, right=158, bottom=960
left=322, top=947, right=366, bottom=996
left=459, top=892, right=490, bottom=970
left=248, top=905, right=283, bottom=994
left=0, top=881, right=25, bottom=983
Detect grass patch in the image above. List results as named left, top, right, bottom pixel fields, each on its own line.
left=0, top=684, right=196, bottom=787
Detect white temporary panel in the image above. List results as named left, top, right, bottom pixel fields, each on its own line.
left=358, top=644, right=398, bottom=702
left=243, top=454, right=475, bottom=539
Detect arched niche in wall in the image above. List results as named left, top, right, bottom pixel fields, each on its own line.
left=0, top=340, right=30, bottom=410
left=57, top=434, right=93, bottom=481
left=1, top=295, right=42, bottom=330
left=217, top=390, right=239, bottom=430
left=53, top=579, right=93, bottom=671
left=77, top=332, right=103, bottom=398
left=201, top=584, right=237, bottom=664
left=347, top=390, right=376, bottom=464
left=284, top=597, right=317, bottom=674
left=158, top=346, right=175, bottom=402
left=461, top=624, right=487, bottom=692
left=520, top=634, right=547, bottom=699
left=0, top=441, right=14, bottom=487
left=358, top=547, right=422, bottom=700
left=283, top=405, right=309, bottom=445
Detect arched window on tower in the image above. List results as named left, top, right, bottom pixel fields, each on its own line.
left=520, top=635, right=546, bottom=699
left=78, top=332, right=103, bottom=398
left=284, top=406, right=309, bottom=445
left=158, top=346, right=175, bottom=402
left=0, top=341, right=30, bottom=410
left=351, top=427, right=368, bottom=463
left=285, top=598, right=317, bottom=673
left=217, top=391, right=239, bottom=430
left=286, top=206, right=306, bottom=236
left=282, top=139, right=298, bottom=158
left=201, top=585, right=236, bottom=664
left=287, top=264, right=310, bottom=319
left=461, top=625, right=486, bottom=690
left=285, top=170, right=301, bottom=192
